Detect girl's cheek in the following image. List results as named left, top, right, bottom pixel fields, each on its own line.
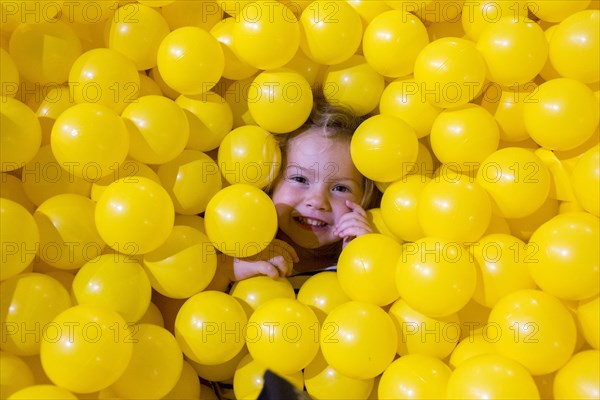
left=333, top=199, right=352, bottom=214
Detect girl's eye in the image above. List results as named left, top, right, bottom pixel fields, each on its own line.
left=333, top=185, right=351, bottom=193
left=290, top=175, right=307, bottom=184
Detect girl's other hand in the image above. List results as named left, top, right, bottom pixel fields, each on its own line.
left=232, top=239, right=299, bottom=281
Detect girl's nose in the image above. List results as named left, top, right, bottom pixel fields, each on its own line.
left=305, top=189, right=330, bottom=211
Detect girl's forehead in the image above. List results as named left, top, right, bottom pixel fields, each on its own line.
left=288, top=129, right=350, bottom=157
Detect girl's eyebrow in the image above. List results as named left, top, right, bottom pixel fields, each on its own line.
left=326, top=177, right=362, bottom=185
left=285, top=164, right=312, bottom=173
left=286, top=164, right=361, bottom=184
left=284, top=164, right=316, bottom=178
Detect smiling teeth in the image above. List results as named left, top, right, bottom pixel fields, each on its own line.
left=298, top=217, right=326, bottom=227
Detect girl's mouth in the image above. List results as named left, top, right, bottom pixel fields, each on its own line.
left=293, top=216, right=329, bottom=231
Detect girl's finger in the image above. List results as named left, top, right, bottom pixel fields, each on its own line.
left=270, top=255, right=293, bottom=277
left=337, top=225, right=371, bottom=239
left=334, top=214, right=370, bottom=235
left=345, top=200, right=367, bottom=217
left=257, top=262, right=280, bottom=280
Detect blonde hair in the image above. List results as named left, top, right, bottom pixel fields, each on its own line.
left=270, top=99, right=380, bottom=209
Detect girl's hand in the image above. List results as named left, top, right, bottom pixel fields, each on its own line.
left=231, top=239, right=299, bottom=281
left=333, top=200, right=373, bottom=248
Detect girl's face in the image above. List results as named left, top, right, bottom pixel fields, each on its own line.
left=271, top=129, right=365, bottom=249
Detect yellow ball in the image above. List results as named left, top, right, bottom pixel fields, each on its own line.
left=323, top=55, right=385, bottom=116
left=0, top=48, right=19, bottom=97
left=488, top=289, right=577, bottom=375
left=0, top=352, right=34, bottom=398
left=299, top=0, right=363, bottom=65
left=430, top=104, right=500, bottom=169
left=297, top=271, right=351, bottom=322
left=175, top=91, right=233, bottom=152
left=57, top=0, right=115, bottom=24
left=157, top=26, right=224, bottom=95
left=414, top=0, right=463, bottom=23
left=379, top=354, right=452, bottom=399
left=246, top=298, right=320, bottom=375
left=549, top=9, right=599, bottom=83
left=476, top=17, right=548, bottom=86
left=476, top=147, right=551, bottom=219
left=388, top=298, right=460, bottom=359
left=282, top=47, right=323, bottom=87
left=157, top=150, right=222, bottom=215
left=8, top=21, right=82, bottom=84
left=8, top=385, right=78, bottom=400
left=162, top=0, right=222, bottom=31
left=95, top=177, right=174, bottom=255
left=209, top=17, right=258, bottom=81
left=449, top=333, right=496, bottom=369
left=471, top=233, right=537, bottom=308
left=0, top=198, right=39, bottom=281
left=366, top=207, right=403, bottom=242
left=0, top=273, right=71, bottom=355
left=108, top=324, right=183, bottom=399
left=397, top=238, right=476, bottom=318
left=108, top=4, right=170, bottom=70
left=72, top=253, right=152, bottom=322
left=39, top=305, right=133, bottom=393
left=122, top=95, right=189, bottom=165
left=446, top=354, right=539, bottom=399
left=51, top=103, right=129, bottom=179
left=577, top=296, right=599, bottom=349
left=337, top=233, right=402, bottom=306
left=414, top=37, right=486, bottom=108
left=529, top=0, right=592, bottom=22
left=523, top=78, right=598, bottom=151
left=1, top=96, right=41, bottom=172
left=571, top=144, right=600, bottom=216
left=37, top=85, right=77, bottom=121
left=217, top=125, right=281, bottom=188
left=175, top=291, right=248, bottom=365
left=190, top=347, right=248, bottom=383
left=480, top=83, right=535, bottom=143
left=68, top=48, right=140, bottom=113
left=347, top=0, right=392, bottom=25
left=379, top=174, right=430, bottom=242
left=528, top=212, right=599, bottom=301
left=162, top=361, right=201, bottom=400
left=461, top=0, right=529, bottom=40
left=204, top=184, right=278, bottom=258
left=20, top=145, right=91, bottom=207
left=247, top=68, right=313, bottom=134
left=230, top=275, right=295, bottom=312
left=320, top=301, right=397, bottom=379
left=417, top=175, right=493, bottom=243
left=362, top=10, right=429, bottom=78
left=304, top=350, right=374, bottom=400
left=379, top=77, right=442, bottom=139
left=350, top=114, right=419, bottom=182
left=91, top=159, right=161, bottom=202
left=232, top=1, right=300, bottom=70
left=554, top=350, right=600, bottom=399
left=33, top=193, right=106, bottom=269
